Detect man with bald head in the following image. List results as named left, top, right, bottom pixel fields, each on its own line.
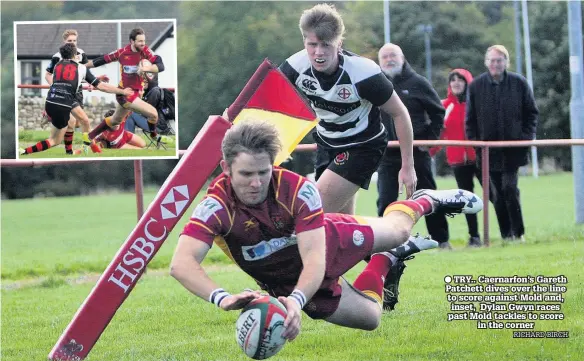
left=375, top=43, right=451, bottom=249
left=465, top=45, right=538, bottom=242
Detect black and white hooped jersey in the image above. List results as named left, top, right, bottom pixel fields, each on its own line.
left=46, top=48, right=88, bottom=74
left=280, top=49, right=394, bottom=148
left=46, top=59, right=100, bottom=108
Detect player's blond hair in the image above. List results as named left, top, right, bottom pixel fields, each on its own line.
left=221, top=121, right=282, bottom=168
left=62, top=29, right=78, bottom=41
left=299, top=3, right=345, bottom=45
left=486, top=44, right=511, bottom=68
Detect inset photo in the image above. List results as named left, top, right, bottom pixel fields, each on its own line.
left=14, top=19, right=178, bottom=160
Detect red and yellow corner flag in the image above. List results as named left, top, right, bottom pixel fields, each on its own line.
left=48, top=59, right=317, bottom=360
left=227, top=59, right=318, bottom=166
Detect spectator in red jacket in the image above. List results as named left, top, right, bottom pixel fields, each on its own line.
left=431, top=69, right=482, bottom=247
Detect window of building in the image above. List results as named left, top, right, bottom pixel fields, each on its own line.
left=21, top=61, right=42, bottom=96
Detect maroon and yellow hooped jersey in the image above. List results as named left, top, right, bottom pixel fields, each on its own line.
left=103, top=44, right=158, bottom=91
left=182, top=167, right=324, bottom=285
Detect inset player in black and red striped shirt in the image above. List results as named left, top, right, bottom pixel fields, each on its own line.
left=20, top=43, right=133, bottom=156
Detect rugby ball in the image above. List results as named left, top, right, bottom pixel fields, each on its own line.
left=139, top=59, right=154, bottom=81
left=235, top=296, right=287, bottom=360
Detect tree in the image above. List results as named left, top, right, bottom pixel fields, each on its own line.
left=176, top=1, right=316, bottom=148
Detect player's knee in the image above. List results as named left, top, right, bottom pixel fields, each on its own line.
left=394, top=223, right=412, bottom=243
left=360, top=315, right=381, bottom=331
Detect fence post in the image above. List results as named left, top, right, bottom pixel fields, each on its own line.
left=134, top=160, right=144, bottom=221
left=481, top=146, right=490, bottom=246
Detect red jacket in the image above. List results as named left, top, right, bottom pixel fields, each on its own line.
left=430, top=68, right=476, bottom=166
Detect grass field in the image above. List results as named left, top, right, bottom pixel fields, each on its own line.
left=18, top=130, right=177, bottom=158
left=2, top=173, right=583, bottom=360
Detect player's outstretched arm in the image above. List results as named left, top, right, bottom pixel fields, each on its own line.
left=86, top=53, right=112, bottom=69
left=380, top=90, right=417, bottom=197
left=170, top=235, right=260, bottom=310
left=278, top=226, right=326, bottom=341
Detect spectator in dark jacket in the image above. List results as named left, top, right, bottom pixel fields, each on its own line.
left=376, top=43, right=450, bottom=249
left=466, top=45, right=539, bottom=242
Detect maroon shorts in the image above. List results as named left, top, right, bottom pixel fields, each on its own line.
left=262, top=214, right=374, bottom=319
left=116, top=90, right=141, bottom=108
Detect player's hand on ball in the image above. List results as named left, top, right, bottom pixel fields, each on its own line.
left=278, top=296, right=302, bottom=341
left=219, top=290, right=262, bottom=311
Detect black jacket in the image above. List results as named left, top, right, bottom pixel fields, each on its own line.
left=381, top=62, right=445, bottom=152
left=466, top=70, right=539, bottom=170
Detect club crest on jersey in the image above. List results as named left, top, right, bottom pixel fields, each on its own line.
left=337, top=86, right=352, bottom=100
left=271, top=216, right=285, bottom=231
left=334, top=151, right=349, bottom=166
left=353, top=230, right=365, bottom=246
left=192, top=197, right=222, bottom=222
left=297, top=181, right=322, bottom=211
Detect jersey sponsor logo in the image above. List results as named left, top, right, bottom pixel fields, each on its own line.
left=309, top=97, right=360, bottom=115
left=337, top=86, right=352, bottom=100
left=297, top=181, right=322, bottom=211
left=192, top=197, right=222, bottom=222
left=353, top=230, right=365, bottom=246
left=160, top=185, right=190, bottom=220
left=123, top=65, right=139, bottom=74
left=333, top=151, right=349, bottom=166
left=242, top=235, right=298, bottom=261
left=301, top=78, right=317, bottom=92
left=244, top=218, right=257, bottom=231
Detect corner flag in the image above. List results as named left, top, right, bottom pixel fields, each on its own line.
left=49, top=59, right=317, bottom=360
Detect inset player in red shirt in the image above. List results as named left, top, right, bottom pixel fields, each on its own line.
left=171, top=120, right=482, bottom=342
left=94, top=110, right=146, bottom=150
left=86, top=28, right=165, bottom=141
